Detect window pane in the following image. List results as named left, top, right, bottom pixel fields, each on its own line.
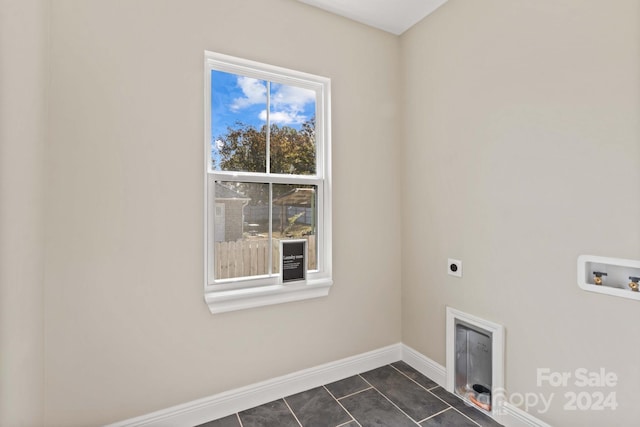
left=269, top=83, right=316, bottom=175
left=211, top=70, right=267, bottom=172
left=272, top=184, right=317, bottom=273
left=214, top=182, right=269, bottom=280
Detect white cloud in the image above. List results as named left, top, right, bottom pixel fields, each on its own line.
left=258, top=109, right=307, bottom=126
left=270, top=84, right=315, bottom=111
left=230, top=77, right=266, bottom=111
left=230, top=77, right=315, bottom=126
left=266, top=85, right=315, bottom=125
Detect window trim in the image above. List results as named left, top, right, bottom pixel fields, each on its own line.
left=204, top=51, right=332, bottom=314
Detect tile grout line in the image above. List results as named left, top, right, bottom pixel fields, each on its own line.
left=388, top=363, right=483, bottom=426
left=357, top=373, right=422, bottom=426
left=334, top=386, right=373, bottom=402
left=416, top=406, right=452, bottom=424
left=323, top=385, right=362, bottom=427
left=235, top=412, right=244, bottom=427
left=200, top=364, right=495, bottom=427
left=389, top=363, right=439, bottom=395
left=282, top=397, right=304, bottom=427
left=381, top=364, right=487, bottom=427
left=422, top=387, right=485, bottom=427
left=450, top=406, right=484, bottom=427
left=388, top=364, right=501, bottom=427
left=423, top=387, right=484, bottom=427
left=386, top=364, right=460, bottom=425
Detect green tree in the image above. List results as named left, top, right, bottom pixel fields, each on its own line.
left=214, top=118, right=316, bottom=216
left=269, top=119, right=316, bottom=175
left=216, top=118, right=316, bottom=176
left=215, top=123, right=266, bottom=172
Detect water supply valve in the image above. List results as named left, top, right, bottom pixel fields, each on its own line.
left=593, top=271, right=608, bottom=286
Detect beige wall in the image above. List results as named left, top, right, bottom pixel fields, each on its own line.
left=0, top=0, right=48, bottom=425
left=401, top=0, right=640, bottom=425
left=6, top=0, right=640, bottom=425
left=45, top=0, right=401, bottom=425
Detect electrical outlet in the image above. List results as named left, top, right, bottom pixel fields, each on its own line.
left=448, top=258, right=462, bottom=278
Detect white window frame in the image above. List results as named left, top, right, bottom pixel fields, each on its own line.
left=204, top=51, right=332, bottom=314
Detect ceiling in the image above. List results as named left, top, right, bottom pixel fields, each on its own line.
left=296, top=0, right=449, bottom=35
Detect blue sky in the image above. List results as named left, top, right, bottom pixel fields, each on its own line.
left=210, top=70, right=316, bottom=143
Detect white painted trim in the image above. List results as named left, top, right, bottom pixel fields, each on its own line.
left=401, top=345, right=551, bottom=427
left=203, top=50, right=332, bottom=314
left=400, top=345, right=552, bottom=427
left=577, top=254, right=640, bottom=301
left=501, top=402, right=554, bottom=427
left=446, top=307, right=505, bottom=421
left=204, top=278, right=332, bottom=314
left=400, top=344, right=446, bottom=387
left=106, top=344, right=402, bottom=427
left=107, top=343, right=550, bottom=427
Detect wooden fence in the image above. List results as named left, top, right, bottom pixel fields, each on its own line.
left=214, top=236, right=316, bottom=280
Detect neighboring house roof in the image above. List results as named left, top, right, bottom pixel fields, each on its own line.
left=274, top=188, right=315, bottom=207
left=215, top=183, right=250, bottom=200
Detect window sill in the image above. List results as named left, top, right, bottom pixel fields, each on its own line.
left=204, top=278, right=333, bottom=314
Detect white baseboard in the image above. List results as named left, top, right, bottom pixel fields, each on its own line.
left=107, top=343, right=550, bottom=427
left=399, top=345, right=551, bottom=427
left=500, top=402, right=553, bottom=427
left=106, top=343, right=402, bottom=427
left=400, top=344, right=447, bottom=387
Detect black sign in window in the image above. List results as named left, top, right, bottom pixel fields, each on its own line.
left=281, top=240, right=307, bottom=283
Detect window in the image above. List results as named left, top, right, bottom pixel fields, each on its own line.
left=204, top=51, right=332, bottom=314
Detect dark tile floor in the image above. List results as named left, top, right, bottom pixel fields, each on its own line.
left=196, top=361, right=503, bottom=427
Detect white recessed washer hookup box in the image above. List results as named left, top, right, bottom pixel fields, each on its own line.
left=578, top=255, right=640, bottom=301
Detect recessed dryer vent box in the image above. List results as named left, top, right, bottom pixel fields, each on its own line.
left=454, top=322, right=492, bottom=402
left=446, top=308, right=504, bottom=419
left=578, top=255, right=640, bottom=301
